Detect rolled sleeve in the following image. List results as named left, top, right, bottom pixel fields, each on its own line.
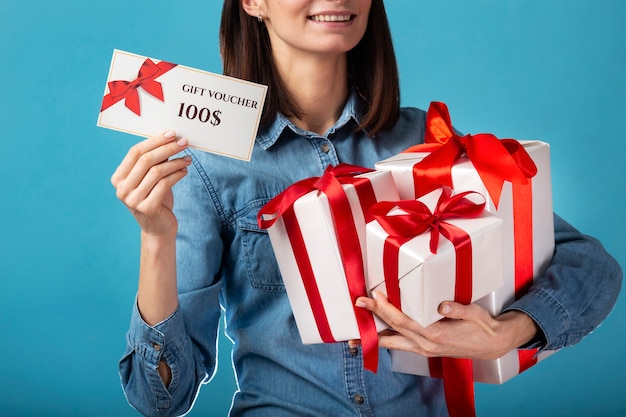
left=127, top=299, right=187, bottom=368
left=119, top=299, right=205, bottom=417
left=505, top=287, right=568, bottom=352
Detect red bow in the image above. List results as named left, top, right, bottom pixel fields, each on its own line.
left=371, top=188, right=486, bottom=256
left=100, top=58, right=177, bottom=116
left=405, top=102, right=537, bottom=208
left=371, top=187, right=484, bottom=309
left=258, top=164, right=376, bottom=228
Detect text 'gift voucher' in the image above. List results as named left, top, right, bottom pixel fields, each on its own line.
left=97, top=49, right=267, bottom=161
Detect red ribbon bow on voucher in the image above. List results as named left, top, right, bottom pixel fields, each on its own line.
left=405, top=102, right=537, bottom=207
left=371, top=187, right=486, bottom=255
left=100, top=58, right=177, bottom=116
left=258, top=164, right=380, bottom=373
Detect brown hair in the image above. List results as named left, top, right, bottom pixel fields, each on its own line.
left=220, top=0, right=400, bottom=136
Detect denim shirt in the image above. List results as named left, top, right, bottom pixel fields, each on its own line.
left=119, top=93, right=622, bottom=417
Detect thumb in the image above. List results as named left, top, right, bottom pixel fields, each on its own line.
left=438, top=301, right=470, bottom=319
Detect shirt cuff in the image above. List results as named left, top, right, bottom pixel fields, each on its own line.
left=127, top=297, right=187, bottom=367
left=503, top=287, right=569, bottom=352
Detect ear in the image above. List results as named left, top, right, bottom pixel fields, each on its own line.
left=241, top=0, right=265, bottom=18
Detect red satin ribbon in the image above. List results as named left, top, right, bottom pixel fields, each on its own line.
left=258, top=164, right=380, bottom=372
left=512, top=181, right=540, bottom=371
left=100, top=58, right=177, bottom=115
left=429, top=357, right=476, bottom=417
left=371, top=188, right=485, bottom=309
left=404, top=101, right=537, bottom=208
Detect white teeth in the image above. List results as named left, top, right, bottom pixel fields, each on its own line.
left=311, top=15, right=352, bottom=22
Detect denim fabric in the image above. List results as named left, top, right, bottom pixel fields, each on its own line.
left=119, top=93, right=622, bottom=417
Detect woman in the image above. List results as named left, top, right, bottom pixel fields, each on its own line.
left=112, top=1, right=622, bottom=416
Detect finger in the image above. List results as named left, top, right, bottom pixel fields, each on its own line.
left=438, top=301, right=469, bottom=319
left=349, top=330, right=428, bottom=356
left=115, top=139, right=190, bottom=203
left=354, top=299, right=438, bottom=355
left=113, top=130, right=178, bottom=181
left=368, top=291, right=426, bottom=336
left=123, top=156, right=191, bottom=210
left=119, top=136, right=189, bottom=194
left=375, top=328, right=444, bottom=356
left=357, top=294, right=422, bottom=333
left=348, top=339, right=361, bottom=348
left=377, top=332, right=424, bottom=353
left=355, top=296, right=376, bottom=310
left=139, top=164, right=190, bottom=211
left=111, top=130, right=182, bottom=187
left=439, top=301, right=497, bottom=337
left=439, top=301, right=494, bottom=322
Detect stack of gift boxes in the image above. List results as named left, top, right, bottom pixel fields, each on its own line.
left=257, top=101, right=557, bottom=414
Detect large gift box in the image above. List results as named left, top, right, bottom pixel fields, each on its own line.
left=378, top=102, right=556, bottom=384
left=257, top=164, right=400, bottom=372
left=366, top=188, right=504, bottom=328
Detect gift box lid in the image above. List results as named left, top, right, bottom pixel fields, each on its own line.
left=366, top=189, right=503, bottom=289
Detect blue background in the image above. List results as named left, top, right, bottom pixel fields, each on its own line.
left=1, top=1, right=624, bottom=416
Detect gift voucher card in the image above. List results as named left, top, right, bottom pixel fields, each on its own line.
left=97, top=49, right=267, bottom=161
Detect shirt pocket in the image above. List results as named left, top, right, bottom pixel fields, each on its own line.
left=236, top=199, right=286, bottom=293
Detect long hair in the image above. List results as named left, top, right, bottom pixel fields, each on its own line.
left=220, top=0, right=400, bottom=136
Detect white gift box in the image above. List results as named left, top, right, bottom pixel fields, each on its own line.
left=378, top=140, right=557, bottom=383
left=366, top=189, right=504, bottom=328
left=391, top=349, right=555, bottom=385
left=262, top=169, right=399, bottom=344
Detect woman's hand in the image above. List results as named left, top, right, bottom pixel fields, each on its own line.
left=111, top=130, right=191, bottom=328
left=355, top=291, right=539, bottom=360
left=111, top=130, right=192, bottom=238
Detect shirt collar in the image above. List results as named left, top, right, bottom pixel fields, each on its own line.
left=256, top=90, right=364, bottom=151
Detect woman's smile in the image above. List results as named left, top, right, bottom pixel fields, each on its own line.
left=308, top=14, right=355, bottom=22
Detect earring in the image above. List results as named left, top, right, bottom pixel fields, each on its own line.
left=257, top=14, right=263, bottom=23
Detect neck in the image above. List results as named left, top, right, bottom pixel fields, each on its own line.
left=274, top=53, right=349, bottom=135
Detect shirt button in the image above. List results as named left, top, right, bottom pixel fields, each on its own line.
left=320, top=142, right=331, bottom=153
left=354, top=394, right=365, bottom=405
left=152, top=343, right=162, bottom=351
left=349, top=347, right=359, bottom=356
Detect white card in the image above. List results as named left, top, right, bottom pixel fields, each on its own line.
left=97, top=49, right=267, bottom=161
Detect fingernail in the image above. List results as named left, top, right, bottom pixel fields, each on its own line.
left=348, top=340, right=361, bottom=348
left=183, top=155, right=192, bottom=162
left=177, top=137, right=188, bottom=147
left=440, top=303, right=451, bottom=314
left=371, top=290, right=380, bottom=300
left=355, top=298, right=367, bottom=308
left=164, top=130, right=176, bottom=139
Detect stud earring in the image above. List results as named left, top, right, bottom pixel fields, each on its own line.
left=258, top=14, right=263, bottom=23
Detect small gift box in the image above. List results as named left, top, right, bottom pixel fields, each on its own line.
left=366, top=188, right=504, bottom=327
left=257, top=164, right=400, bottom=372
